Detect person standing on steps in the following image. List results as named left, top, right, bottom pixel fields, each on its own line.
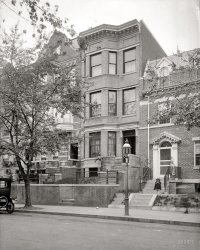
left=154, top=178, right=161, bottom=192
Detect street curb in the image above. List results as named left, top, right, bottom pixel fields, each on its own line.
left=15, top=209, right=200, bottom=228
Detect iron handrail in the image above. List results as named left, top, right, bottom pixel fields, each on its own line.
left=139, top=167, right=151, bottom=191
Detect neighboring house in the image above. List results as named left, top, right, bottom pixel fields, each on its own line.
left=31, top=31, right=82, bottom=172
left=0, top=31, right=82, bottom=177
left=78, top=19, right=166, bottom=175
left=139, top=49, right=200, bottom=193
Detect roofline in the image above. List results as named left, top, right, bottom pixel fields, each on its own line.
left=139, top=20, right=167, bottom=57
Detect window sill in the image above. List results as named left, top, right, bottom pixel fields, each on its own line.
left=193, top=166, right=200, bottom=170
left=122, top=113, right=136, bottom=117
left=122, top=71, right=137, bottom=76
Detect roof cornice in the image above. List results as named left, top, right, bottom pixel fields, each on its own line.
left=79, top=20, right=140, bottom=40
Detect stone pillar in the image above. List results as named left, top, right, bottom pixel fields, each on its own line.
left=117, top=130, right=122, bottom=157
left=169, top=182, right=176, bottom=194
left=102, top=50, right=108, bottom=75
left=117, top=89, right=122, bottom=117
left=101, top=130, right=108, bottom=157
left=153, top=144, right=159, bottom=179
left=101, top=89, right=108, bottom=117
left=135, top=129, right=139, bottom=155
left=85, top=132, right=90, bottom=159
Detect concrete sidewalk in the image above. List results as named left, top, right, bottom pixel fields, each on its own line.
left=14, top=204, right=200, bottom=227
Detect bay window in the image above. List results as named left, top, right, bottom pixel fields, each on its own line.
left=123, top=88, right=136, bottom=115
left=123, top=48, right=136, bottom=74
left=90, top=53, right=102, bottom=77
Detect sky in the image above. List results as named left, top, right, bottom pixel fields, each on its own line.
left=0, top=0, right=200, bottom=55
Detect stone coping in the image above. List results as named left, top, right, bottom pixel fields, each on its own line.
left=169, top=179, right=200, bottom=183
left=13, top=183, right=120, bottom=187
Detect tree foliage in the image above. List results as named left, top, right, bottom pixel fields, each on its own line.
left=2, top=0, right=76, bottom=38
left=0, top=26, right=83, bottom=207
left=143, top=49, right=200, bottom=130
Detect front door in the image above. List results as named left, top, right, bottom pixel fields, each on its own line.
left=159, top=141, right=172, bottom=176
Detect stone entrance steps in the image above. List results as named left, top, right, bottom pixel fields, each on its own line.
left=129, top=193, right=156, bottom=209
left=109, top=178, right=165, bottom=209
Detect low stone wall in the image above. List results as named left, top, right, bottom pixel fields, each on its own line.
left=12, top=183, right=120, bottom=207
left=169, top=179, right=200, bottom=194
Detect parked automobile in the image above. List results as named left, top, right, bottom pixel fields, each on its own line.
left=0, top=177, right=15, bottom=213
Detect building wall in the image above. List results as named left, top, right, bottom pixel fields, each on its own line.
left=79, top=20, right=167, bottom=169
left=140, top=20, right=167, bottom=75
left=139, top=74, right=200, bottom=180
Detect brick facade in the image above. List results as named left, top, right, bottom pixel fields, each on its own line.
left=139, top=53, right=200, bottom=190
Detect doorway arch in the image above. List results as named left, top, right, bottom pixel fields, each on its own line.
left=151, top=132, right=181, bottom=179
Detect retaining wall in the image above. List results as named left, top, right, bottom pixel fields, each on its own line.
left=11, top=184, right=120, bottom=207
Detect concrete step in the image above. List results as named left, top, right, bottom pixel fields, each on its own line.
left=129, top=193, right=157, bottom=209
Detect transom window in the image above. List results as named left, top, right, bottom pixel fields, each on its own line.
left=90, top=53, right=102, bottom=77
left=123, top=88, right=136, bottom=115
left=109, top=52, right=117, bottom=75
left=123, top=48, right=136, bottom=74
left=195, top=142, right=200, bottom=168
left=108, top=91, right=117, bottom=116
left=89, top=132, right=101, bottom=158
left=90, top=92, right=101, bottom=117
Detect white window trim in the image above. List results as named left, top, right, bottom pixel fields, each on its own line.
left=194, top=140, right=200, bottom=169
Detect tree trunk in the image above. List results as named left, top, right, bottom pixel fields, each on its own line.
left=24, top=178, right=32, bottom=208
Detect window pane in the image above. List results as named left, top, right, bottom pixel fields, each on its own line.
left=108, top=103, right=116, bottom=116
left=124, top=89, right=135, bottom=102
left=125, top=61, right=136, bottom=73
left=91, top=92, right=101, bottom=104
left=124, top=49, right=136, bottom=62
left=195, top=143, right=200, bottom=154
left=109, top=91, right=116, bottom=103
left=91, top=53, right=101, bottom=66
left=108, top=132, right=116, bottom=156
left=160, top=149, right=171, bottom=160
left=90, top=133, right=101, bottom=158
left=109, top=64, right=116, bottom=74
left=92, top=65, right=102, bottom=77
left=90, top=105, right=101, bottom=117
left=109, top=52, right=116, bottom=63
left=196, top=154, right=200, bottom=166
left=124, top=102, right=136, bottom=115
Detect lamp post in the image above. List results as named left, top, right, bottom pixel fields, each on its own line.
left=123, top=138, right=131, bottom=216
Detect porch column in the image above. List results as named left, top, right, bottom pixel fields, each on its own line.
left=153, top=144, right=159, bottom=179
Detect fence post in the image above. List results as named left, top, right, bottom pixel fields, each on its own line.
left=106, top=169, right=109, bottom=184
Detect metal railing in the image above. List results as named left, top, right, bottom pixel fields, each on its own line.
left=43, top=170, right=119, bottom=185
left=139, top=167, right=151, bottom=192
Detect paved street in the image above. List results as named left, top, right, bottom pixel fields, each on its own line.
left=0, top=213, right=199, bottom=250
